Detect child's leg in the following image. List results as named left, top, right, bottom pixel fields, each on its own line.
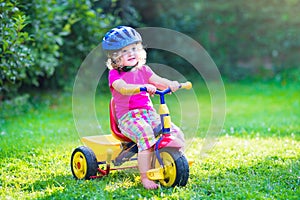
left=138, top=149, right=158, bottom=189
left=171, top=123, right=185, bottom=150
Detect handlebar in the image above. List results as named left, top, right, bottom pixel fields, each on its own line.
left=120, top=81, right=192, bottom=96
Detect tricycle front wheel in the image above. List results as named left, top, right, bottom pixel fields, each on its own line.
left=152, top=147, right=189, bottom=187
left=70, top=146, right=98, bottom=180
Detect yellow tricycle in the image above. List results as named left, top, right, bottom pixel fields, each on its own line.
left=70, top=82, right=193, bottom=187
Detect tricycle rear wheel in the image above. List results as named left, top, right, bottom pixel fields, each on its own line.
left=152, top=147, right=189, bottom=187
left=71, top=146, right=98, bottom=180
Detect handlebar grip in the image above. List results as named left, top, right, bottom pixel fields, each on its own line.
left=120, top=87, right=141, bottom=95
left=119, top=81, right=192, bottom=95
left=180, top=81, right=192, bottom=90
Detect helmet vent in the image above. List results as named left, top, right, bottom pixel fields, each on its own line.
left=131, top=29, right=136, bottom=36
left=115, top=32, right=125, bottom=40
left=123, top=29, right=131, bottom=38
left=102, top=26, right=142, bottom=51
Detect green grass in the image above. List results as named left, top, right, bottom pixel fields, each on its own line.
left=0, top=82, right=299, bottom=199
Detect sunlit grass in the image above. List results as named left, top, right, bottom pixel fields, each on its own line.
left=0, top=82, right=299, bottom=199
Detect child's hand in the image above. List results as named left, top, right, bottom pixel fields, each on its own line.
left=144, top=84, right=156, bottom=96
left=169, top=81, right=180, bottom=92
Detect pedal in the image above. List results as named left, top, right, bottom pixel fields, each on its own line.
left=146, top=167, right=164, bottom=180
left=113, top=142, right=138, bottom=166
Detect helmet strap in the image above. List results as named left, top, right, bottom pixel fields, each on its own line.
left=122, top=66, right=135, bottom=72
left=118, top=61, right=139, bottom=72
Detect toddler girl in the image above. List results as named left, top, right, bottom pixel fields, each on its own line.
left=102, top=26, right=185, bottom=189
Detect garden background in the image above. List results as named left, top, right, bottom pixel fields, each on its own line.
left=1, top=0, right=299, bottom=199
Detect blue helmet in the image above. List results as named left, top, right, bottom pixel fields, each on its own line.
left=102, top=26, right=142, bottom=51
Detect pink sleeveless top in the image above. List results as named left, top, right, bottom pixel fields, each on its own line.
left=108, top=65, right=154, bottom=119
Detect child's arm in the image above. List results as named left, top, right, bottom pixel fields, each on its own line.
left=112, top=79, right=156, bottom=95
left=149, top=73, right=180, bottom=92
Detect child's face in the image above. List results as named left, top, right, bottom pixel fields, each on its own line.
left=120, top=43, right=141, bottom=67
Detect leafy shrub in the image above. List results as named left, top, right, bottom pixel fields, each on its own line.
left=133, top=0, right=300, bottom=80
left=0, top=1, right=33, bottom=100
left=20, top=0, right=120, bottom=90
left=0, top=0, right=120, bottom=100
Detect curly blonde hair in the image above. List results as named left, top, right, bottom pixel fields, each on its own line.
left=105, top=42, right=146, bottom=70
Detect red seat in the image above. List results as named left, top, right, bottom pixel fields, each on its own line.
left=109, top=99, right=132, bottom=142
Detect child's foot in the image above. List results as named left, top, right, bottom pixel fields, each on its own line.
left=141, top=178, right=159, bottom=189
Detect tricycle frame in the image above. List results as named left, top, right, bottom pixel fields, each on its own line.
left=71, top=82, right=193, bottom=187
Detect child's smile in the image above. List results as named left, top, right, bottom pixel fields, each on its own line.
left=121, top=43, right=140, bottom=66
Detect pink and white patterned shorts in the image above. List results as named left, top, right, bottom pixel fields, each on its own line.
left=118, top=108, right=184, bottom=152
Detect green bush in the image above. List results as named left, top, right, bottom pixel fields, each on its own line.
left=0, top=1, right=33, bottom=100
left=133, top=0, right=300, bottom=80
left=3, top=1, right=300, bottom=101
left=19, top=0, right=120, bottom=90
left=0, top=0, right=120, bottom=100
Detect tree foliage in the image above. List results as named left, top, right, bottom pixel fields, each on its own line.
left=0, top=1, right=33, bottom=99
left=133, top=0, right=300, bottom=80
left=1, top=0, right=300, bottom=100
left=0, top=0, right=119, bottom=100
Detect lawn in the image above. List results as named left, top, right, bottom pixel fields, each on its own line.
left=0, top=81, right=299, bottom=199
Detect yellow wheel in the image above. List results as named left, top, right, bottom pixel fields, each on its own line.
left=71, top=146, right=98, bottom=180
left=152, top=147, right=189, bottom=187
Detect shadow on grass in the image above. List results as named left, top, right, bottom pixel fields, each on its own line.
left=11, top=152, right=297, bottom=199
left=32, top=169, right=184, bottom=199
left=29, top=174, right=113, bottom=199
